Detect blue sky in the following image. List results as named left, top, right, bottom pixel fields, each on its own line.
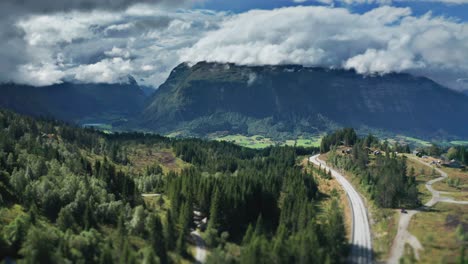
left=195, top=0, right=468, bottom=21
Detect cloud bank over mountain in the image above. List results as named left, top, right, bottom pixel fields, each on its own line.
left=2, top=4, right=468, bottom=91
left=181, top=6, right=468, bottom=91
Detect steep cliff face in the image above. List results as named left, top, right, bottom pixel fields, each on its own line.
left=142, top=62, right=468, bottom=138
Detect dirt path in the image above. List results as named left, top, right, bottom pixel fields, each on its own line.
left=387, top=157, right=468, bottom=263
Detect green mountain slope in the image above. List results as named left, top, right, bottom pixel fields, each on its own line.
left=0, top=110, right=346, bottom=263
left=142, top=62, right=468, bottom=139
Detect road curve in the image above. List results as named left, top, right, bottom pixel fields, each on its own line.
left=191, top=230, right=207, bottom=263
left=309, top=154, right=373, bottom=264
left=388, top=156, right=468, bottom=263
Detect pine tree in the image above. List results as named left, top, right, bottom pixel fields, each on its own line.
left=208, top=187, right=221, bottom=230
left=99, top=241, right=114, bottom=264
left=242, top=224, right=254, bottom=245
left=254, top=214, right=264, bottom=237
left=325, top=199, right=346, bottom=263
left=165, top=211, right=176, bottom=251
left=143, top=247, right=160, bottom=264
left=147, top=214, right=167, bottom=264
left=176, top=202, right=191, bottom=256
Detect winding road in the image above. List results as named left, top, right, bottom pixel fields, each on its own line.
left=387, top=156, right=468, bottom=263
left=309, top=154, right=373, bottom=264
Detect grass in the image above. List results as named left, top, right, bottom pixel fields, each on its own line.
left=450, top=141, right=468, bottom=146
left=127, top=146, right=190, bottom=174
left=405, top=157, right=438, bottom=205
left=438, top=167, right=468, bottom=190
left=404, top=155, right=468, bottom=263
left=389, top=135, right=432, bottom=147
left=408, top=203, right=468, bottom=264
left=214, top=134, right=323, bottom=149
left=215, top=134, right=276, bottom=149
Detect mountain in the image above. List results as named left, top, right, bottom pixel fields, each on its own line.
left=142, top=62, right=468, bottom=139
left=0, top=80, right=147, bottom=125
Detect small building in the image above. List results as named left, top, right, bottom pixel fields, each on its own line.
left=442, top=159, right=465, bottom=169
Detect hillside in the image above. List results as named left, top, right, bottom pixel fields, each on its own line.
left=0, top=78, right=147, bottom=126
left=142, top=62, right=468, bottom=139
left=0, top=110, right=346, bottom=263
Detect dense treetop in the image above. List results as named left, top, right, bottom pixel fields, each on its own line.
left=0, top=110, right=347, bottom=263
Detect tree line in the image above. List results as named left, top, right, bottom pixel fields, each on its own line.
left=323, top=128, right=419, bottom=208
left=0, top=110, right=348, bottom=263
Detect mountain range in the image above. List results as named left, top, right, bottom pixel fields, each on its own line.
left=0, top=76, right=146, bottom=126
left=1, top=62, right=468, bottom=140
left=140, top=62, right=468, bottom=139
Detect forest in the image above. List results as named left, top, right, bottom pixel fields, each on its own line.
left=323, top=129, right=419, bottom=208
left=0, top=110, right=347, bottom=264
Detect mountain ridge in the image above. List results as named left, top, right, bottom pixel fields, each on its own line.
left=0, top=81, right=147, bottom=125
left=140, top=62, right=468, bottom=139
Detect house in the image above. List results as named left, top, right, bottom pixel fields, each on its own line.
left=442, top=159, right=465, bottom=169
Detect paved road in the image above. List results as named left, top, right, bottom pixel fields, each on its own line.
left=310, top=154, right=373, bottom=264
left=388, top=156, right=468, bottom=263
left=191, top=230, right=207, bottom=263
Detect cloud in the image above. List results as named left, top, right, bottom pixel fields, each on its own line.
left=9, top=6, right=223, bottom=86
left=181, top=6, right=468, bottom=91
left=0, top=0, right=200, bottom=85
left=4, top=4, right=468, bottom=92
left=313, top=0, right=468, bottom=4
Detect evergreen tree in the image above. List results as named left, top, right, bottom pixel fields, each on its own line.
left=165, top=211, right=176, bottom=251
left=208, top=187, right=221, bottom=230
left=99, top=241, right=114, bottom=264
left=147, top=214, right=167, bottom=264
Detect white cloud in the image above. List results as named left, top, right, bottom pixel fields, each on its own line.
left=71, top=58, right=133, bottom=84
left=313, top=0, right=468, bottom=4
left=13, top=6, right=224, bottom=86
left=9, top=4, right=468, bottom=92
left=15, top=63, right=66, bottom=86
left=181, top=6, right=468, bottom=90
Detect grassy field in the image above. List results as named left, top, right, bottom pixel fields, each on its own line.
left=408, top=203, right=468, bottom=264
left=450, top=141, right=468, bottom=146
left=404, top=155, right=468, bottom=263
left=127, top=146, right=190, bottom=174
left=214, top=134, right=322, bottom=149
left=405, top=157, right=438, bottom=205
left=386, top=135, right=432, bottom=148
